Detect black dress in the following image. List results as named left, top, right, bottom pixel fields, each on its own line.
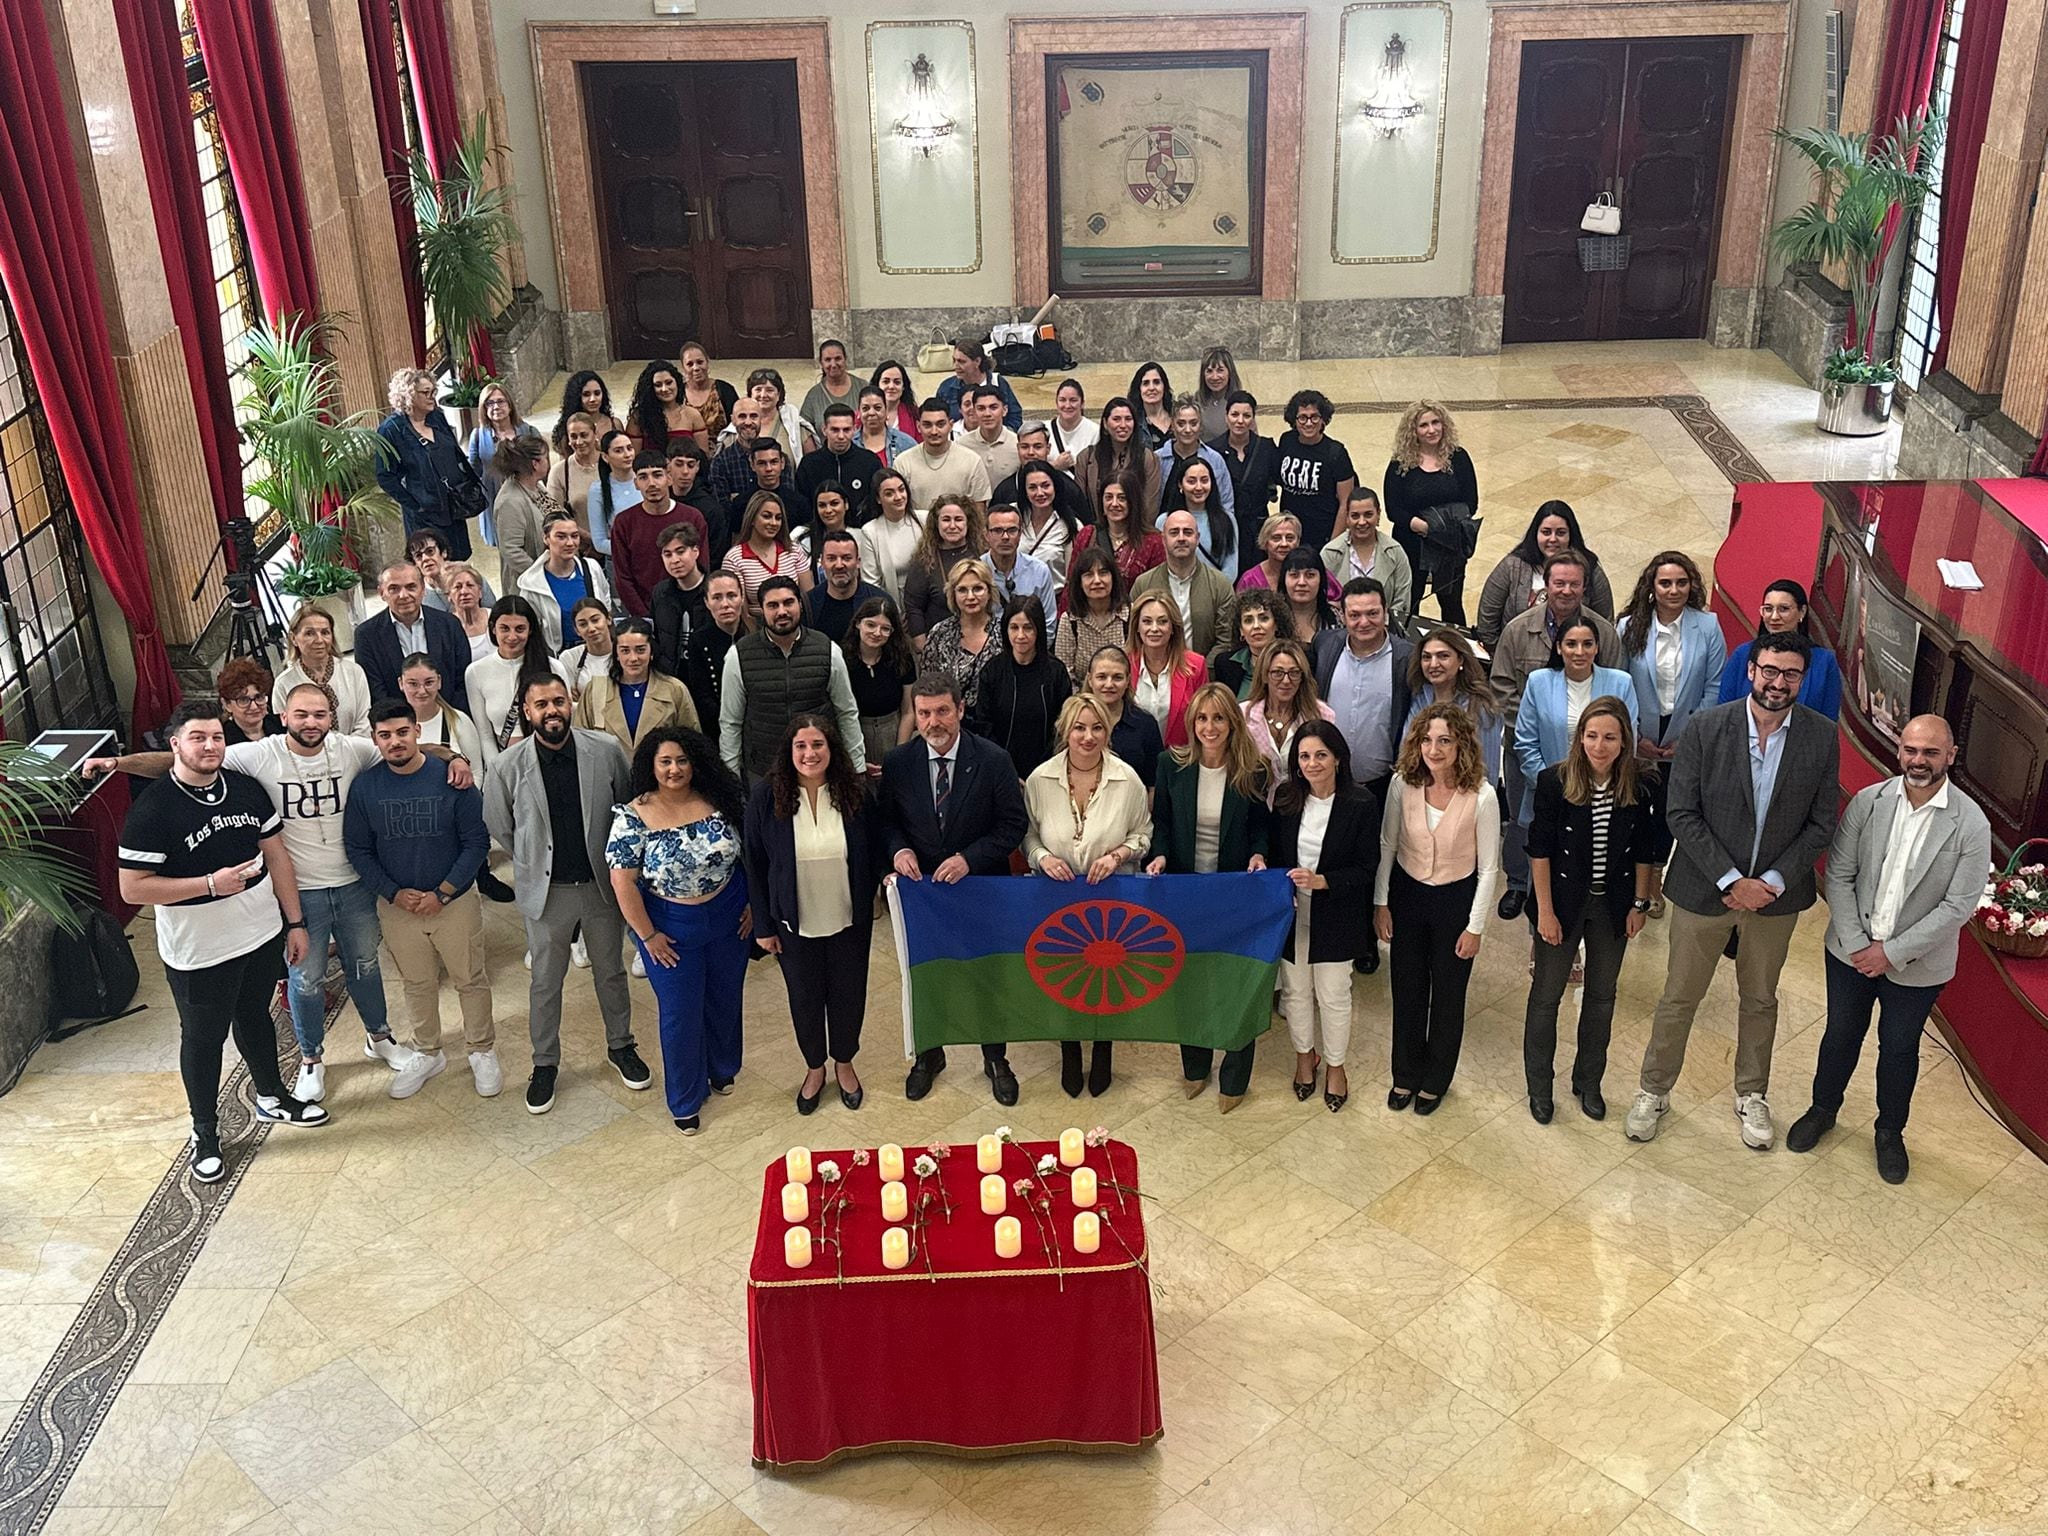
left=1383, top=449, right=1480, bottom=627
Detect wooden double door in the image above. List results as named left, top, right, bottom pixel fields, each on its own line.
left=1502, top=37, right=1738, bottom=344
left=583, top=61, right=813, bottom=358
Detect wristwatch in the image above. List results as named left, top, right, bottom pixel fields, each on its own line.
left=1630, top=899, right=1653, bottom=914
left=285, top=919, right=308, bottom=931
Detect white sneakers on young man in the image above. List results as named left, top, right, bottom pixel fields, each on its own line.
left=390, top=1050, right=446, bottom=1099
left=1624, top=1091, right=1669, bottom=1142
left=571, top=936, right=590, bottom=969
left=469, top=1050, right=503, bottom=1098
left=1734, top=1092, right=1775, bottom=1150
left=292, top=1061, right=326, bottom=1102
left=630, top=950, right=646, bottom=979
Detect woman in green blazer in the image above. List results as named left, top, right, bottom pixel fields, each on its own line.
left=1146, top=681, right=1273, bottom=1110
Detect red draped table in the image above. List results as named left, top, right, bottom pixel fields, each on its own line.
left=747, top=1138, right=1161, bottom=1471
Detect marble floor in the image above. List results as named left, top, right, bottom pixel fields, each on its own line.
left=11, top=343, right=2045, bottom=1536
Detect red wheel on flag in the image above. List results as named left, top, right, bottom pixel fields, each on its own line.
left=1024, top=900, right=1185, bottom=1015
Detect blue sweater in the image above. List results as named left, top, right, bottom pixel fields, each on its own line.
left=342, top=756, right=489, bottom=901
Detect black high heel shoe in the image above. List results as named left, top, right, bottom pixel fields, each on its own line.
left=1060, top=1041, right=1083, bottom=1098
left=1293, top=1052, right=1321, bottom=1102
left=1088, top=1043, right=1113, bottom=1097
left=795, top=1069, right=824, bottom=1115
left=1324, top=1068, right=1349, bottom=1113
left=837, top=1064, right=863, bottom=1111
left=1386, top=1088, right=1414, bottom=1111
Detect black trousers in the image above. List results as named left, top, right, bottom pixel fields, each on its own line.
left=1180, top=1042, right=1257, bottom=1097
left=1812, top=950, right=1945, bottom=1133
left=1523, top=906, right=1630, bottom=1096
left=778, top=921, right=872, bottom=1068
left=919, top=1042, right=1008, bottom=1068
left=164, top=934, right=289, bottom=1136
left=1431, top=572, right=1468, bottom=629
left=1388, top=866, right=1478, bottom=1096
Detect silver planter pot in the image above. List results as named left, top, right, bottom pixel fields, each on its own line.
left=1816, top=381, right=1895, bottom=437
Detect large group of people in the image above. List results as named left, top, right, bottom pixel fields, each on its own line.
left=104, top=341, right=1989, bottom=1193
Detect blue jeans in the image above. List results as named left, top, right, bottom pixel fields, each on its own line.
left=288, top=881, right=390, bottom=1058
left=635, top=878, right=749, bottom=1119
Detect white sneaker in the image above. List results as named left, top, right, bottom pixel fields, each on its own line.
left=390, top=1050, right=445, bottom=1100
left=469, top=1049, right=503, bottom=1098
left=293, top=1061, right=326, bottom=1102
left=364, top=1035, right=418, bottom=1070
left=523, top=950, right=533, bottom=971
left=1624, top=1090, right=1669, bottom=1142
left=571, top=937, right=590, bottom=969
left=1734, top=1092, right=1775, bottom=1150
left=630, top=950, right=646, bottom=979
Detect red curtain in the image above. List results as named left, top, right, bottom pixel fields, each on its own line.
left=397, top=0, right=495, bottom=377
left=357, top=0, right=428, bottom=364
left=1930, top=0, right=2007, bottom=374
left=113, top=0, right=241, bottom=535
left=0, top=1, right=179, bottom=733
left=191, top=0, right=321, bottom=324
left=1854, top=0, right=1946, bottom=356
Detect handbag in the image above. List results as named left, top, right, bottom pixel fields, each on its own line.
left=1423, top=501, right=1480, bottom=562
left=915, top=328, right=953, bottom=374
left=441, top=450, right=488, bottom=521
left=1580, top=193, right=1622, bottom=235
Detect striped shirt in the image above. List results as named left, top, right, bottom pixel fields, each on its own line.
left=1588, top=780, right=1613, bottom=895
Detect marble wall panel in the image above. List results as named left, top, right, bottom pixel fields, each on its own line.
left=1764, top=272, right=1846, bottom=389
left=1709, top=286, right=1765, bottom=350
left=563, top=310, right=612, bottom=371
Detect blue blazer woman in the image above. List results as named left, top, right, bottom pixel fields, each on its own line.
left=1718, top=637, right=1842, bottom=718
left=1513, top=667, right=1637, bottom=821
left=1618, top=608, right=1726, bottom=750
left=376, top=405, right=476, bottom=560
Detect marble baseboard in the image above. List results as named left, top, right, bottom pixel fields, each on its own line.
left=486, top=288, right=563, bottom=413
left=810, top=308, right=852, bottom=352
left=1709, top=285, right=1765, bottom=349
left=1764, top=270, right=1847, bottom=388
left=1299, top=297, right=1500, bottom=359
left=562, top=309, right=611, bottom=372
left=1898, top=371, right=2035, bottom=479
left=842, top=307, right=1021, bottom=372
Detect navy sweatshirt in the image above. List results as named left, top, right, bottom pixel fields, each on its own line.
left=342, top=755, right=489, bottom=900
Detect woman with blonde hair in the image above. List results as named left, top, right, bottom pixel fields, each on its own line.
left=466, top=382, right=542, bottom=546
left=1375, top=703, right=1502, bottom=1113
left=1235, top=512, right=1338, bottom=602
left=273, top=605, right=372, bottom=737
left=442, top=562, right=495, bottom=662
left=1243, top=638, right=1334, bottom=789
left=1383, top=400, right=1480, bottom=626
left=921, top=557, right=1001, bottom=711
left=1128, top=591, right=1208, bottom=749
left=1024, top=689, right=1153, bottom=1096
left=376, top=366, right=476, bottom=559
left=1149, top=682, right=1271, bottom=1109
left=900, top=493, right=985, bottom=642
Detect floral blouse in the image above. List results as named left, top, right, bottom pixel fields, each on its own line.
left=605, top=802, right=742, bottom=900
left=922, top=617, right=1000, bottom=712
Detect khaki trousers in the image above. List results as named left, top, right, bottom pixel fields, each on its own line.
left=1639, top=902, right=1798, bottom=1098
left=378, top=890, right=495, bottom=1052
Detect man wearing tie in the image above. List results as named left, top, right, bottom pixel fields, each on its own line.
left=879, top=673, right=1030, bottom=1103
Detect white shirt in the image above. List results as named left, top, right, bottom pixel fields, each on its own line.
left=793, top=788, right=854, bottom=938
left=1134, top=662, right=1173, bottom=730
left=391, top=612, right=428, bottom=657
left=857, top=512, right=926, bottom=606
left=1566, top=673, right=1593, bottom=736
left=1167, top=566, right=1195, bottom=639
left=1870, top=781, right=1949, bottom=942
left=1650, top=614, right=1684, bottom=716
left=224, top=734, right=381, bottom=890
left=1049, top=415, right=1099, bottom=465
left=1296, top=793, right=1334, bottom=876
left=1193, top=763, right=1226, bottom=873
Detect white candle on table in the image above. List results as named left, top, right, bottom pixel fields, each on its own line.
left=1059, top=1128, right=1085, bottom=1167
left=780, top=1182, right=809, bottom=1222
left=1070, top=1167, right=1097, bottom=1207
left=784, top=1227, right=813, bottom=1268
left=1073, top=1212, right=1100, bottom=1254
left=882, top=1227, right=910, bottom=1270
left=785, top=1147, right=813, bottom=1185
left=879, top=1143, right=905, bottom=1182
left=995, top=1216, right=1022, bottom=1258
left=881, top=1180, right=909, bottom=1222
left=980, top=1174, right=1006, bottom=1215
left=976, top=1135, right=1002, bottom=1173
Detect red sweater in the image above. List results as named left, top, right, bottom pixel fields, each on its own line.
left=609, top=499, right=707, bottom=616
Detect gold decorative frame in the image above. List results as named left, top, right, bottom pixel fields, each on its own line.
left=866, top=20, right=984, bottom=275
left=1331, top=0, right=1453, bottom=264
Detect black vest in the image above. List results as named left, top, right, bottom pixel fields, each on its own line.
left=736, top=628, right=835, bottom=776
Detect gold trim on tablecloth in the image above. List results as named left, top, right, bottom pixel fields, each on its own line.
left=755, top=1428, right=1165, bottom=1472
left=748, top=1247, right=1146, bottom=1290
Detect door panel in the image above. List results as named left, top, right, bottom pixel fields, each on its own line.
left=1609, top=39, right=1736, bottom=339
left=585, top=60, right=813, bottom=359
left=1503, top=42, right=1626, bottom=344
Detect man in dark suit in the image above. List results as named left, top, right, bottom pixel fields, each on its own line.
left=1626, top=631, right=1839, bottom=1151
left=880, top=672, right=1030, bottom=1104
left=356, top=562, right=471, bottom=713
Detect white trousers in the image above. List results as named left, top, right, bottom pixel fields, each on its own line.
left=1280, top=900, right=1354, bottom=1066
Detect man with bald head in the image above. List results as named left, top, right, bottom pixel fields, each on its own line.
left=1789, top=716, right=1991, bottom=1183
left=356, top=561, right=471, bottom=711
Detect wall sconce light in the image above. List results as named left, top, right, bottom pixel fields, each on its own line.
left=893, top=54, right=957, bottom=157
left=1359, top=34, right=1425, bottom=137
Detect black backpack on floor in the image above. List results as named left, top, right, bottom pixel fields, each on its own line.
left=48, top=908, right=142, bottom=1036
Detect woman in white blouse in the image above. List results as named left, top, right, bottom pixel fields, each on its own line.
left=272, top=606, right=372, bottom=737
left=462, top=595, right=575, bottom=774
left=1024, top=691, right=1153, bottom=1098
left=856, top=468, right=925, bottom=608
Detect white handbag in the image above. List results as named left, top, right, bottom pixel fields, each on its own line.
left=1581, top=193, right=1622, bottom=235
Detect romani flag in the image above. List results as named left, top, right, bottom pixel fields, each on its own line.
left=888, top=871, right=1295, bottom=1054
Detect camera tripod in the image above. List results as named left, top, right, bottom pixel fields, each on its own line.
left=193, top=516, right=284, bottom=668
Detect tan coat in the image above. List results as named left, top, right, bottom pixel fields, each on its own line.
left=573, top=672, right=700, bottom=754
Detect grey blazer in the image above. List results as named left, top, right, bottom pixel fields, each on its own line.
left=1663, top=699, right=1839, bottom=917
left=481, top=728, right=633, bottom=921
left=1824, top=777, right=1992, bottom=988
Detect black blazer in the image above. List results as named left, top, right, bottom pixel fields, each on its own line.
left=969, top=654, right=1072, bottom=777
left=355, top=605, right=471, bottom=714
left=741, top=778, right=884, bottom=941
left=878, top=730, right=1028, bottom=874
left=1150, top=757, right=1270, bottom=873
left=1268, top=788, right=1381, bottom=964
left=1526, top=767, right=1664, bottom=937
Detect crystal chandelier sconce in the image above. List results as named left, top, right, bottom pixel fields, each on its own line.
left=893, top=53, right=957, bottom=157
left=1360, top=34, right=1425, bottom=137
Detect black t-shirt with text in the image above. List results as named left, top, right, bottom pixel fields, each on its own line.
left=118, top=769, right=281, bottom=970
left=1274, top=432, right=1356, bottom=548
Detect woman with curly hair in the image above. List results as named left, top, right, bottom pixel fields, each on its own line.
left=1384, top=400, right=1480, bottom=627
left=216, top=657, right=282, bottom=744
left=606, top=726, right=751, bottom=1133
left=1275, top=388, right=1356, bottom=550
left=742, top=715, right=881, bottom=1113
left=550, top=370, right=626, bottom=454
left=377, top=366, right=475, bottom=558
left=1208, top=587, right=1292, bottom=700
left=627, top=360, right=708, bottom=455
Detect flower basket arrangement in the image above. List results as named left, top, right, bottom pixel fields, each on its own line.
left=1975, top=841, right=2048, bottom=960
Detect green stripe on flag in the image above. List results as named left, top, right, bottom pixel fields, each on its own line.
left=909, top=951, right=1279, bottom=1053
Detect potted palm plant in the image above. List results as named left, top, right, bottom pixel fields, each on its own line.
left=240, top=312, right=398, bottom=651
left=1771, top=111, right=1945, bottom=437
left=410, top=112, right=519, bottom=429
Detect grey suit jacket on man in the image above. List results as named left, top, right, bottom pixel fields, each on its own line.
left=481, top=728, right=633, bottom=922
left=1662, top=698, right=1839, bottom=918
left=1824, top=776, right=1992, bottom=988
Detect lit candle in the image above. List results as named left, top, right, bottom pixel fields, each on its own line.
left=879, top=1143, right=905, bottom=1182
left=980, top=1174, right=1006, bottom=1215
left=780, top=1182, right=809, bottom=1222
left=1073, top=1212, right=1100, bottom=1254
left=785, top=1147, right=813, bottom=1185
left=784, top=1227, right=813, bottom=1268
left=995, top=1216, right=1022, bottom=1258
left=1070, top=1167, right=1098, bottom=1207
left=1059, top=1128, right=1086, bottom=1167
left=976, top=1135, right=1002, bottom=1173
left=881, top=1180, right=909, bottom=1222
left=882, top=1226, right=910, bottom=1270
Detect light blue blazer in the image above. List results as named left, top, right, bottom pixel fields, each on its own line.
left=1618, top=608, right=1727, bottom=748
left=1513, top=667, right=1638, bottom=821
